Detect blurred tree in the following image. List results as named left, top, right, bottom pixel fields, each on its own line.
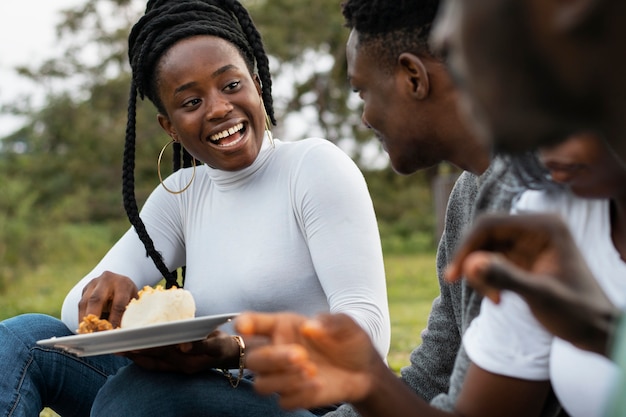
left=1, top=0, right=164, bottom=223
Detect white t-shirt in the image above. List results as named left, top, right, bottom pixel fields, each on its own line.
left=464, top=190, right=626, bottom=417
left=61, top=137, right=391, bottom=356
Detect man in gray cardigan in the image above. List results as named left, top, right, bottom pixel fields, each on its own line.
left=326, top=0, right=563, bottom=415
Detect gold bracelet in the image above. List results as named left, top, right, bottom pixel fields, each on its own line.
left=221, top=335, right=245, bottom=388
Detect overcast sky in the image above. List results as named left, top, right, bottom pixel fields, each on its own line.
left=1, top=1, right=93, bottom=136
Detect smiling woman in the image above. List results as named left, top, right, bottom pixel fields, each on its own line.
left=155, top=36, right=267, bottom=172
left=0, top=1, right=390, bottom=416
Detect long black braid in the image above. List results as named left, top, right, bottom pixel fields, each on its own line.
left=123, top=0, right=276, bottom=288
left=341, top=0, right=441, bottom=70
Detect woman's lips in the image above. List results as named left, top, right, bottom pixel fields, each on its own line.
left=208, top=122, right=245, bottom=146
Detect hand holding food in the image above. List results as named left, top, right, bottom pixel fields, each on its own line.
left=77, top=283, right=241, bottom=374
left=77, top=284, right=195, bottom=333
left=77, top=271, right=139, bottom=329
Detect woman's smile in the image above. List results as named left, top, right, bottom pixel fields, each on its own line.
left=208, top=122, right=245, bottom=145
left=206, top=121, right=249, bottom=151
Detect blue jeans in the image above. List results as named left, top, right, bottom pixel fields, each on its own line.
left=91, top=363, right=325, bottom=417
left=1, top=314, right=329, bottom=417
left=0, top=313, right=130, bottom=417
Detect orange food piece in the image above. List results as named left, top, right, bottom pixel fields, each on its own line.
left=78, top=313, right=114, bottom=334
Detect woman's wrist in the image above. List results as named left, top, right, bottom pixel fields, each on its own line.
left=220, top=335, right=245, bottom=388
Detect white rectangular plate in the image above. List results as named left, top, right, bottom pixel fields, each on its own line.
left=37, top=313, right=239, bottom=357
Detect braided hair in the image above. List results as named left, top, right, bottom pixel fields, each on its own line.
left=341, top=0, right=441, bottom=70
left=123, top=0, right=275, bottom=288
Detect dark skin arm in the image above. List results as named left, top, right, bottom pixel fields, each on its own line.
left=236, top=312, right=550, bottom=417
left=446, top=212, right=620, bottom=356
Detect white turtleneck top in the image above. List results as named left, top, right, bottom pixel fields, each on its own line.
left=61, top=137, right=390, bottom=356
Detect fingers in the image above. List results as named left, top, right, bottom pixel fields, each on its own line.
left=453, top=252, right=503, bottom=303
left=260, top=376, right=324, bottom=411
left=247, top=344, right=322, bottom=410
left=300, top=314, right=361, bottom=350
left=246, top=344, right=314, bottom=376
left=107, top=288, right=136, bottom=328
left=236, top=311, right=306, bottom=344
left=234, top=312, right=273, bottom=335
left=78, top=272, right=138, bottom=328
left=459, top=252, right=538, bottom=303
left=446, top=213, right=564, bottom=282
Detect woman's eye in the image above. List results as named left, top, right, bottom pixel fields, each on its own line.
left=225, top=80, right=241, bottom=91
left=183, top=98, right=201, bottom=107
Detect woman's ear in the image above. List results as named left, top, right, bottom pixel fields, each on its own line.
left=253, top=73, right=263, bottom=96
left=157, top=113, right=177, bottom=141
left=398, top=53, right=430, bottom=100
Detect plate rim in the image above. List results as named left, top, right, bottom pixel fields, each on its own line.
left=36, top=312, right=239, bottom=357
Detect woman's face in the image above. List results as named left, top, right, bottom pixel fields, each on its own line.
left=539, top=134, right=626, bottom=199
left=156, top=35, right=265, bottom=171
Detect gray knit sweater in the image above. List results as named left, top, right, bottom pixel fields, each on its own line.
left=325, top=158, right=564, bottom=417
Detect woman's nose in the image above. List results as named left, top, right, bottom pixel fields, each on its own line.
left=205, top=95, right=233, bottom=120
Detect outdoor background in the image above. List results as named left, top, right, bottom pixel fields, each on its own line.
left=0, top=2, right=459, bottom=416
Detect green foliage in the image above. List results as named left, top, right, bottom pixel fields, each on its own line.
left=1, top=76, right=165, bottom=223
left=244, top=0, right=372, bottom=152
left=0, top=176, right=44, bottom=291
left=364, top=168, right=438, bottom=253
left=0, top=221, right=127, bottom=317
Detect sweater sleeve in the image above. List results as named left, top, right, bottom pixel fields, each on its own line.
left=291, top=140, right=391, bottom=358
left=60, top=171, right=190, bottom=331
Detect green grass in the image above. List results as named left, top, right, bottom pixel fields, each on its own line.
left=0, top=227, right=438, bottom=417
left=385, top=253, right=439, bottom=372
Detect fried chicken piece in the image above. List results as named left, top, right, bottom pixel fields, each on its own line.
left=78, top=313, right=114, bottom=334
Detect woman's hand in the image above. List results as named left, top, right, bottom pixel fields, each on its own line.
left=446, top=212, right=619, bottom=356
left=122, top=330, right=240, bottom=374
left=78, top=271, right=138, bottom=329
left=236, top=312, right=383, bottom=410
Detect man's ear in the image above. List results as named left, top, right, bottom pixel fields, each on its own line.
left=398, top=53, right=430, bottom=100
left=157, top=113, right=177, bottom=141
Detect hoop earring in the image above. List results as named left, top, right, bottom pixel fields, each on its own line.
left=157, top=139, right=196, bottom=194
left=261, top=98, right=275, bottom=148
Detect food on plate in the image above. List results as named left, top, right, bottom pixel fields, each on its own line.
left=78, top=314, right=114, bottom=334
left=76, top=285, right=196, bottom=333
left=120, top=285, right=196, bottom=329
